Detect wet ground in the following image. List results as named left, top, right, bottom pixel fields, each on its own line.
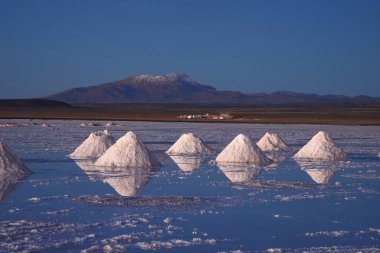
left=0, top=120, right=380, bottom=252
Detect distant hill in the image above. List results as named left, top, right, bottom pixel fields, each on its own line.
left=47, top=73, right=380, bottom=105
left=0, top=99, right=71, bottom=107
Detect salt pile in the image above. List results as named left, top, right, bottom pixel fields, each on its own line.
left=169, top=155, right=206, bottom=172
left=0, top=141, right=30, bottom=176
left=95, top=131, right=159, bottom=169
left=69, top=130, right=114, bottom=159
left=257, top=132, right=289, bottom=152
left=294, top=131, right=348, bottom=161
left=216, top=134, right=271, bottom=166
left=1, top=141, right=31, bottom=201
left=166, top=133, right=214, bottom=155
left=218, top=165, right=262, bottom=183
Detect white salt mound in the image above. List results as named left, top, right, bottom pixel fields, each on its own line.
left=69, top=130, right=114, bottom=159
left=257, top=132, right=288, bottom=152
left=1, top=141, right=31, bottom=201
left=95, top=131, right=159, bottom=169
left=294, top=131, right=348, bottom=161
left=0, top=141, right=30, bottom=176
left=216, top=134, right=271, bottom=166
left=166, top=133, right=214, bottom=155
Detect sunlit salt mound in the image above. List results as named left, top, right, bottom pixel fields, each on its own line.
left=69, top=130, right=114, bottom=159
left=218, top=165, right=262, bottom=183
left=257, top=132, right=289, bottom=152
left=169, top=155, right=206, bottom=172
left=95, top=131, right=159, bottom=169
left=0, top=141, right=31, bottom=202
left=294, top=131, right=348, bottom=161
left=166, top=133, right=214, bottom=156
left=216, top=134, right=271, bottom=166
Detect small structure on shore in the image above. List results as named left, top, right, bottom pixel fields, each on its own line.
left=257, top=132, right=289, bottom=152
left=69, top=130, right=114, bottom=159
left=216, top=134, right=271, bottom=166
left=166, top=133, right=214, bottom=156
left=294, top=131, right=348, bottom=161
left=95, top=131, right=159, bottom=169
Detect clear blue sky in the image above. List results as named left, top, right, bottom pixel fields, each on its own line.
left=1, top=0, right=379, bottom=98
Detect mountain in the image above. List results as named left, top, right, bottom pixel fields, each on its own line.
left=48, top=73, right=380, bottom=105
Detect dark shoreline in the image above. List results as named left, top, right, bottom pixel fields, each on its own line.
left=1, top=102, right=380, bottom=125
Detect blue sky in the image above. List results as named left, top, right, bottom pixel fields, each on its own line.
left=1, top=0, right=379, bottom=98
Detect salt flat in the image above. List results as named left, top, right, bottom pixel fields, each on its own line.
left=0, top=119, right=379, bottom=252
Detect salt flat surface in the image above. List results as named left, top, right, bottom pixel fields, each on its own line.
left=0, top=119, right=380, bottom=252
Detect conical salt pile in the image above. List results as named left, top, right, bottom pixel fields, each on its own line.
left=257, top=132, right=288, bottom=152
left=1, top=141, right=31, bottom=202
left=166, top=133, right=214, bottom=155
left=0, top=141, right=30, bottom=176
left=69, top=130, right=114, bottom=159
left=294, top=131, right=348, bottom=161
left=218, top=165, right=262, bottom=183
left=216, top=134, right=271, bottom=166
left=169, top=155, right=206, bottom=172
left=95, top=131, right=159, bottom=169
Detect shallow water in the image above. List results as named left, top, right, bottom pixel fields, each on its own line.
left=1, top=120, right=380, bottom=252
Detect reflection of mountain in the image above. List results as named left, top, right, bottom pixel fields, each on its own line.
left=218, top=164, right=262, bottom=183
left=169, top=155, right=207, bottom=172
left=0, top=172, right=30, bottom=202
left=74, top=160, right=152, bottom=197
left=296, top=161, right=342, bottom=184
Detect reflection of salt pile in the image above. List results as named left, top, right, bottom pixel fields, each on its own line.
left=169, top=155, right=206, bottom=172
left=216, top=134, right=271, bottom=166
left=0, top=141, right=31, bottom=201
left=95, top=131, right=159, bottom=169
left=265, top=153, right=288, bottom=169
left=69, top=130, right=114, bottom=159
left=296, top=161, right=341, bottom=184
left=166, top=133, right=214, bottom=155
left=218, top=165, right=262, bottom=183
left=257, top=132, right=288, bottom=152
left=103, top=169, right=151, bottom=197
left=75, top=160, right=151, bottom=197
left=294, top=131, right=348, bottom=161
